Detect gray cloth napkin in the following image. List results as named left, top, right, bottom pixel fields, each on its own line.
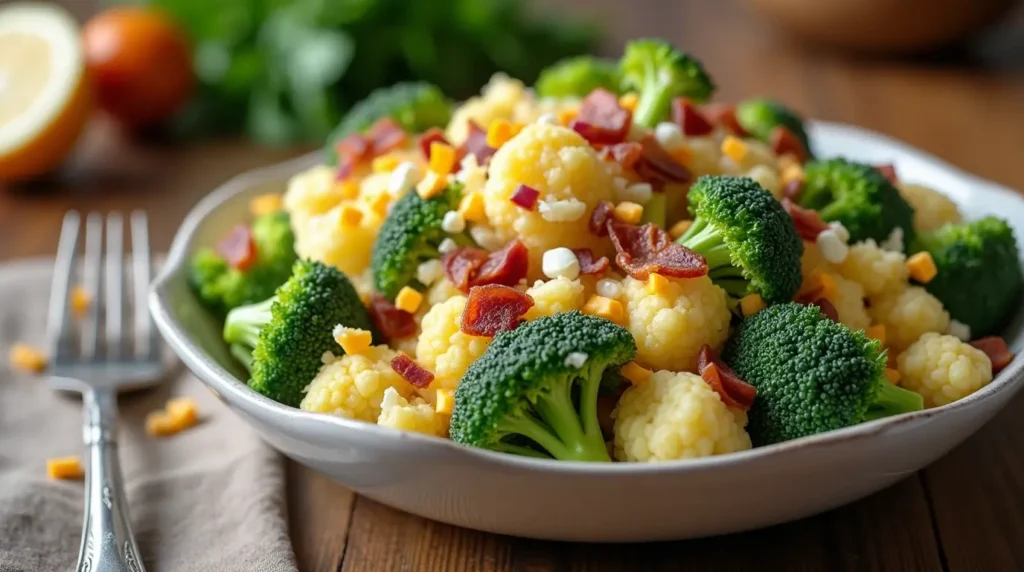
left=0, top=259, right=298, bottom=572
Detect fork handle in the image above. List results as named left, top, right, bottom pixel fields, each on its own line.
left=76, top=389, right=146, bottom=572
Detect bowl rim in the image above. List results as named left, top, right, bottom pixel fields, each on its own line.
left=149, top=119, right=1024, bottom=475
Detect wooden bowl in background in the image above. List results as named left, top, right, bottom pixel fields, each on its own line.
left=749, top=0, right=1020, bottom=54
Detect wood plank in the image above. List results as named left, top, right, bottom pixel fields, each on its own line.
left=922, top=389, right=1024, bottom=571
left=287, top=461, right=357, bottom=572
left=339, top=475, right=942, bottom=572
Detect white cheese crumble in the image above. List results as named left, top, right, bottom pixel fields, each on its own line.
left=388, top=162, right=420, bottom=195
left=542, top=247, right=581, bottom=280
left=616, top=182, right=653, bottom=205
left=536, top=113, right=558, bottom=125
left=596, top=278, right=623, bottom=299
left=880, top=227, right=904, bottom=253
left=441, top=210, right=466, bottom=233
left=438, top=238, right=458, bottom=254
left=416, top=259, right=444, bottom=286
left=947, top=320, right=972, bottom=342
left=828, top=221, right=851, bottom=243
left=816, top=229, right=849, bottom=264
left=654, top=121, right=685, bottom=150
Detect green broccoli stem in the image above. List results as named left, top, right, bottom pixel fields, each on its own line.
left=633, top=78, right=673, bottom=128
left=493, top=443, right=552, bottom=459
left=863, top=381, right=925, bottom=421
left=676, top=218, right=735, bottom=270
left=230, top=343, right=254, bottom=372
left=495, top=370, right=610, bottom=462
left=223, top=297, right=275, bottom=350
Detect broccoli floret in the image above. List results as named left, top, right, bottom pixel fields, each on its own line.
left=370, top=183, right=473, bottom=299
left=223, top=260, right=376, bottom=407
left=534, top=55, right=621, bottom=99
left=619, top=38, right=715, bottom=128
left=675, top=175, right=803, bottom=303
left=735, top=97, right=814, bottom=159
left=798, top=158, right=915, bottom=245
left=723, top=303, right=924, bottom=445
left=918, top=216, right=1023, bottom=338
left=189, top=211, right=297, bottom=316
left=325, top=82, right=453, bottom=165
left=449, top=311, right=636, bottom=462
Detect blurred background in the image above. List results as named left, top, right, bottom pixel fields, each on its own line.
left=0, top=0, right=1022, bottom=253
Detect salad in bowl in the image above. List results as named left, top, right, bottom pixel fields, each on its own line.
left=186, top=38, right=1020, bottom=466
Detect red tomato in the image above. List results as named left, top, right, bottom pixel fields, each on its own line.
left=82, top=7, right=193, bottom=129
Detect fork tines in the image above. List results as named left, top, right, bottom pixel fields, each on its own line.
left=47, top=211, right=158, bottom=365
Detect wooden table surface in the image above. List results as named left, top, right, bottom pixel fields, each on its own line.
left=6, top=1, right=1024, bottom=570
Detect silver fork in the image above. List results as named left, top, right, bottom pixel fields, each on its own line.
left=47, top=211, right=164, bottom=572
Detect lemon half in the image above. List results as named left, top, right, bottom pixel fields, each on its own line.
left=0, top=2, right=92, bottom=182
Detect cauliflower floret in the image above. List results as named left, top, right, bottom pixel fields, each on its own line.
left=899, top=182, right=963, bottom=232
left=415, top=296, right=490, bottom=390
left=524, top=277, right=585, bottom=320
left=868, top=286, right=951, bottom=351
left=897, top=332, right=992, bottom=408
left=300, top=346, right=413, bottom=422
left=284, top=165, right=345, bottom=226
left=427, top=278, right=462, bottom=307
left=446, top=74, right=558, bottom=144
left=483, top=123, right=614, bottom=272
left=682, top=136, right=722, bottom=177
left=837, top=239, right=908, bottom=297
left=831, top=275, right=870, bottom=332
left=622, top=275, right=731, bottom=372
left=613, top=370, right=752, bottom=461
left=377, top=387, right=449, bottom=436
left=293, top=203, right=383, bottom=277
left=800, top=241, right=833, bottom=281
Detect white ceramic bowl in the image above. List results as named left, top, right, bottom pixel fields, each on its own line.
left=150, top=121, right=1024, bottom=542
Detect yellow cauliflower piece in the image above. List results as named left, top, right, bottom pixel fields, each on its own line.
left=524, top=277, right=585, bottom=320
left=831, top=275, right=870, bottom=332
left=899, top=182, right=962, bottom=232
left=300, top=346, right=413, bottom=422
left=446, top=74, right=537, bottom=145
left=284, top=165, right=345, bottom=226
left=837, top=239, right=908, bottom=297
left=293, top=203, right=383, bottom=277
left=800, top=241, right=832, bottom=281
left=415, top=296, right=490, bottom=390
left=681, top=136, right=722, bottom=177
left=377, top=387, right=449, bottom=436
left=621, top=275, right=731, bottom=372
left=427, top=278, right=462, bottom=306
left=613, top=370, right=752, bottom=462
left=483, top=123, right=614, bottom=273
left=897, top=332, right=992, bottom=408
left=868, top=286, right=950, bottom=351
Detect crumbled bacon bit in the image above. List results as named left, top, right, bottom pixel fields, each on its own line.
left=701, top=103, right=748, bottom=137
left=815, top=298, right=839, bottom=322
left=770, top=126, right=806, bottom=163
left=368, top=295, right=418, bottom=341
left=783, top=179, right=804, bottom=201
left=607, top=221, right=707, bottom=280
left=571, top=88, right=632, bottom=145
left=599, top=142, right=644, bottom=171
left=589, top=200, right=615, bottom=237
left=473, top=239, right=529, bottom=288
left=336, top=133, right=370, bottom=163
left=782, top=198, right=830, bottom=242
left=442, top=247, right=490, bottom=291
left=216, top=225, right=257, bottom=271
left=697, top=344, right=756, bottom=411
left=573, top=248, right=610, bottom=275
left=672, top=98, right=714, bottom=136
left=634, top=135, right=691, bottom=189
left=510, top=184, right=540, bottom=210
left=461, top=285, right=534, bottom=337
left=442, top=240, right=530, bottom=292
left=419, top=128, right=449, bottom=160
left=366, top=118, right=408, bottom=155
left=390, top=354, right=434, bottom=388
left=461, top=120, right=496, bottom=165
left=876, top=163, right=899, bottom=185
left=970, top=336, right=1015, bottom=374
